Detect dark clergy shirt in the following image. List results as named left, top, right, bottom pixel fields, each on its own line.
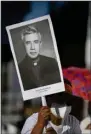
left=18, top=55, right=61, bottom=90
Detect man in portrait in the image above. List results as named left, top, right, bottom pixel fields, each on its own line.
left=18, top=25, right=61, bottom=90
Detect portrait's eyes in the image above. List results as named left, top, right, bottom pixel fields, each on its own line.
left=34, top=40, right=39, bottom=44
left=25, top=41, right=31, bottom=45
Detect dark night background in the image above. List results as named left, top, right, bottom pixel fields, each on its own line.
left=1, top=1, right=89, bottom=67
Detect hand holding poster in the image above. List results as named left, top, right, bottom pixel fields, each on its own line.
left=6, top=15, right=65, bottom=100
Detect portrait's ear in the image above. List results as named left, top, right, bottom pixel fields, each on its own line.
left=21, top=34, right=24, bottom=41
left=21, top=29, right=24, bottom=41
left=38, top=33, right=42, bottom=45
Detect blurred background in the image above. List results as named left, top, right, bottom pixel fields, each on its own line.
left=1, top=1, right=91, bottom=134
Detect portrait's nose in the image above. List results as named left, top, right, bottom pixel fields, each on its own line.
left=30, top=42, right=35, bottom=50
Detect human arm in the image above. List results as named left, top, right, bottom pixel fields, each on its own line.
left=31, top=106, right=50, bottom=134
left=21, top=106, right=50, bottom=134
left=80, top=117, right=91, bottom=134
left=31, top=122, right=44, bottom=134
left=50, top=112, right=62, bottom=126
left=46, top=127, right=57, bottom=134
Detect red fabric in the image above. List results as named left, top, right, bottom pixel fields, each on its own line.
left=63, top=67, right=91, bottom=101
left=65, top=83, right=72, bottom=94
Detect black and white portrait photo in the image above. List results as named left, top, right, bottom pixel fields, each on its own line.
left=6, top=15, right=65, bottom=100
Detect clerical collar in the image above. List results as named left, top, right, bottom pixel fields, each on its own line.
left=26, top=55, right=40, bottom=66
left=32, top=56, right=40, bottom=66
left=34, top=62, right=37, bottom=66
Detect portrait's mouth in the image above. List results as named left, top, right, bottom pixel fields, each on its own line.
left=30, top=52, right=37, bottom=55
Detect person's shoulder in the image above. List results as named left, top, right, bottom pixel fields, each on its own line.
left=80, top=116, right=91, bottom=129
left=18, top=55, right=29, bottom=68
left=40, top=55, right=55, bottom=60
left=65, top=115, right=82, bottom=134
left=40, top=55, right=57, bottom=64
left=22, top=113, right=38, bottom=126
left=67, top=114, right=79, bottom=121
left=65, top=114, right=80, bottom=124
left=25, top=113, right=38, bottom=122
left=21, top=113, right=38, bottom=134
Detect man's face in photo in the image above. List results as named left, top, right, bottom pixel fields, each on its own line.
left=24, top=32, right=41, bottom=59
